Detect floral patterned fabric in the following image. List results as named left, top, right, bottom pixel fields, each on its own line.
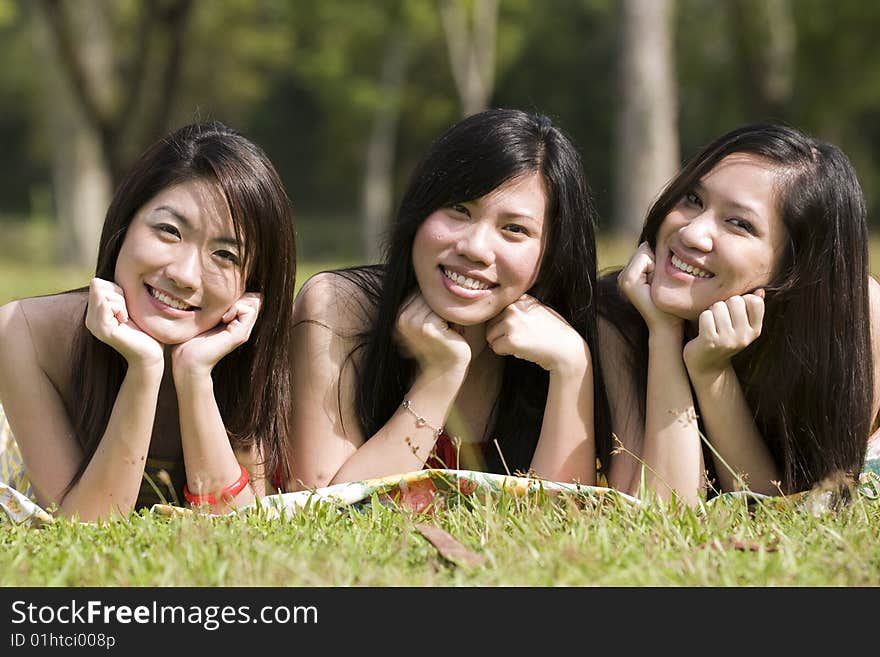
left=0, top=404, right=33, bottom=501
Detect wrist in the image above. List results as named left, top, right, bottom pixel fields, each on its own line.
left=686, top=359, right=734, bottom=386
left=125, top=357, right=165, bottom=382
left=172, top=355, right=215, bottom=384
left=648, top=322, right=684, bottom=345
left=419, top=361, right=469, bottom=385
left=548, top=340, right=590, bottom=379
left=184, top=463, right=250, bottom=508
left=172, top=365, right=214, bottom=394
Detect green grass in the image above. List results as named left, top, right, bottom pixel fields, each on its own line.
left=2, top=489, right=878, bottom=586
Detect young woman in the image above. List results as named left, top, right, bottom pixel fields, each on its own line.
left=289, top=108, right=611, bottom=490
left=599, top=123, right=880, bottom=504
left=0, top=121, right=297, bottom=520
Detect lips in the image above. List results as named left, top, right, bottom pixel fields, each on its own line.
left=440, top=266, right=495, bottom=291
left=146, top=284, right=199, bottom=311
left=669, top=252, right=714, bottom=279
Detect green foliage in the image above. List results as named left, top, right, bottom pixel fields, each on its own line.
left=2, top=490, right=878, bottom=586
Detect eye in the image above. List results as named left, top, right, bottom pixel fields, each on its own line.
left=503, top=223, right=530, bottom=236
left=155, top=223, right=181, bottom=238
left=727, top=217, right=757, bottom=235
left=683, top=191, right=703, bottom=208
left=448, top=203, right=470, bottom=217
left=214, top=250, right=241, bottom=266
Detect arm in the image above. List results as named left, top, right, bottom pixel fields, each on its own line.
left=868, top=276, right=880, bottom=435
left=171, top=293, right=264, bottom=512
left=683, top=294, right=781, bottom=495
left=0, top=284, right=164, bottom=521
left=616, top=243, right=704, bottom=504
left=288, top=274, right=470, bottom=490
left=485, top=296, right=594, bottom=484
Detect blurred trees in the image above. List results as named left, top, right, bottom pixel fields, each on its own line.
left=2, top=0, right=880, bottom=266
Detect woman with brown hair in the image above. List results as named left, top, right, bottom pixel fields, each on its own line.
left=0, top=121, right=297, bottom=520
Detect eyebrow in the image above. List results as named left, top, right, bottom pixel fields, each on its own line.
left=152, top=205, right=240, bottom=247
left=490, top=209, right=543, bottom=225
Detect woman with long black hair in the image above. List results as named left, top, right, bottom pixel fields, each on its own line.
left=289, top=108, right=611, bottom=490
left=599, top=123, right=880, bottom=504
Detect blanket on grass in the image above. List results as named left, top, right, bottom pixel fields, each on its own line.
left=2, top=462, right=878, bottom=527
left=2, top=402, right=878, bottom=527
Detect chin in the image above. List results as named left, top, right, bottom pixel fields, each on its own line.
left=650, top=290, right=698, bottom=322
left=137, top=320, right=197, bottom=346
left=432, top=308, right=486, bottom=326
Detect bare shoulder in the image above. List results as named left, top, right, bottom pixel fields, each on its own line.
left=0, top=291, right=86, bottom=379
left=19, top=291, right=86, bottom=351
left=869, top=275, right=880, bottom=318
left=293, top=269, right=378, bottom=336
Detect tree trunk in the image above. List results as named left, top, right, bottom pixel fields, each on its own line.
left=362, top=28, right=409, bottom=263
left=35, top=0, right=112, bottom=267
left=730, top=0, right=795, bottom=119
left=613, top=0, right=679, bottom=240
left=439, top=0, right=498, bottom=117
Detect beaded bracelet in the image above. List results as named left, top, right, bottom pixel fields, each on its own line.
left=183, top=463, right=249, bottom=506
left=401, top=399, right=444, bottom=439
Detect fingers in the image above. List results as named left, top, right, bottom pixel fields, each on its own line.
left=396, top=293, right=449, bottom=339
left=698, top=294, right=764, bottom=348
left=86, top=278, right=129, bottom=334
left=222, top=292, right=261, bottom=324
left=221, top=293, right=262, bottom=343
left=617, top=242, right=655, bottom=293
left=743, top=293, right=765, bottom=333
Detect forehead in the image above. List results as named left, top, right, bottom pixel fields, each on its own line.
left=478, top=171, right=548, bottom=218
left=701, top=153, right=780, bottom=205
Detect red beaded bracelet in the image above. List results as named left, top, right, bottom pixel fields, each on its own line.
left=183, top=463, right=249, bottom=506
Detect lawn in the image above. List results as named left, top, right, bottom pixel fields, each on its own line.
left=3, top=484, right=879, bottom=586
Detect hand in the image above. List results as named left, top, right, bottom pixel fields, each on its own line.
left=617, top=242, right=682, bottom=333
left=485, top=295, right=588, bottom=377
left=683, top=290, right=765, bottom=377
left=394, top=293, right=471, bottom=377
left=85, top=278, right=164, bottom=368
left=171, top=293, right=262, bottom=378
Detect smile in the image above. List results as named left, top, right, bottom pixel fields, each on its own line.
left=441, top=267, right=494, bottom=291
left=670, top=254, right=713, bottom=279
left=146, top=285, right=198, bottom=311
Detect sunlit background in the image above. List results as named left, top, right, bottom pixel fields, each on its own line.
left=1, top=0, right=879, bottom=304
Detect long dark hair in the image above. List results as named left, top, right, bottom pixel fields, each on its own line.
left=330, top=108, right=611, bottom=478
left=598, top=123, right=872, bottom=493
left=66, top=121, right=296, bottom=495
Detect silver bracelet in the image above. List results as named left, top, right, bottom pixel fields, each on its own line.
left=401, top=399, right=444, bottom=439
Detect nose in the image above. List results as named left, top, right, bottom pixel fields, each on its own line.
left=164, top=246, right=201, bottom=290
left=455, top=221, right=495, bottom=265
left=677, top=211, right=714, bottom=252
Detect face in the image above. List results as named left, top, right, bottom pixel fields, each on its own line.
left=114, top=179, right=246, bottom=344
left=411, top=171, right=548, bottom=325
left=651, top=153, right=789, bottom=322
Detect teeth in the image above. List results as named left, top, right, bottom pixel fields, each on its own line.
left=442, top=267, right=491, bottom=291
left=671, top=254, right=713, bottom=279
left=149, top=286, right=194, bottom=310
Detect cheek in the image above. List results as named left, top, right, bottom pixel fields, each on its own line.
left=506, top=246, right=543, bottom=290
left=412, top=220, right=449, bottom=257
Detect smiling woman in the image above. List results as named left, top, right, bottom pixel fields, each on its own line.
left=0, top=122, right=297, bottom=520
left=288, top=108, right=610, bottom=490
left=598, top=123, right=880, bottom=505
